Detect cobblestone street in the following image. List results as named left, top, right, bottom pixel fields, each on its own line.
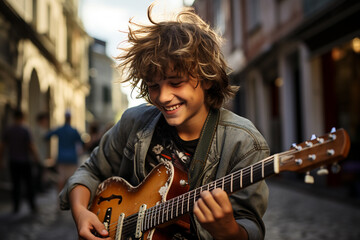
left=264, top=179, right=360, bottom=240
left=0, top=187, right=77, bottom=240
left=0, top=179, right=359, bottom=240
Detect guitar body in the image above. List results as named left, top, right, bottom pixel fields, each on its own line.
left=89, top=162, right=191, bottom=240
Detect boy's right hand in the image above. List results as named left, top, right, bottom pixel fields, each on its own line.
left=70, top=185, right=111, bottom=240
left=75, top=206, right=110, bottom=240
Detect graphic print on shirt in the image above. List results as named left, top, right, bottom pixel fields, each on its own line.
left=147, top=116, right=198, bottom=173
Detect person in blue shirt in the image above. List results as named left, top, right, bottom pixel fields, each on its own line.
left=46, top=111, right=84, bottom=193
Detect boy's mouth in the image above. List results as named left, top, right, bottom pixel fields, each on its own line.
left=163, top=104, right=182, bottom=112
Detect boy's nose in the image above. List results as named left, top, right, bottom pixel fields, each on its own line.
left=158, top=85, right=173, bottom=103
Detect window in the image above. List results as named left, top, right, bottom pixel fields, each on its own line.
left=246, top=0, right=260, bottom=33
left=102, top=86, right=111, bottom=104
left=213, top=0, right=225, bottom=35
left=231, top=0, right=242, bottom=48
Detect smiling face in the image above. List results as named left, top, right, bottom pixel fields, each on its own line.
left=147, top=67, right=210, bottom=140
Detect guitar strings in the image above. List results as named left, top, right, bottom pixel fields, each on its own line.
left=107, top=158, right=274, bottom=235
left=138, top=148, right=298, bottom=229
left=106, top=149, right=293, bottom=235
left=106, top=152, right=286, bottom=236
left=103, top=148, right=299, bottom=236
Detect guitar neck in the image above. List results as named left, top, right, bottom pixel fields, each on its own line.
left=141, top=156, right=277, bottom=231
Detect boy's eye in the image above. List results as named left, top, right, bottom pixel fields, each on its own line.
left=170, top=80, right=184, bottom=87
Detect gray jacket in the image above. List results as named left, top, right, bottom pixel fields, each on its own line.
left=59, top=104, right=270, bottom=240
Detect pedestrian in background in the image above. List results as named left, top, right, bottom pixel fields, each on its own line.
left=83, top=121, right=101, bottom=154
left=0, top=110, right=39, bottom=213
left=33, top=112, right=50, bottom=193
left=45, top=111, right=84, bottom=193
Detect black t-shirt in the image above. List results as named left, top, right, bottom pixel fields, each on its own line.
left=146, top=116, right=198, bottom=174
left=146, top=116, right=199, bottom=239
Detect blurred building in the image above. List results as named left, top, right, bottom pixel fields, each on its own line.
left=0, top=0, right=91, bottom=131
left=0, top=0, right=91, bottom=183
left=193, top=0, right=360, bottom=197
left=86, top=38, right=128, bottom=130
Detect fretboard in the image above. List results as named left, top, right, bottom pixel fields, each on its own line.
left=141, top=157, right=276, bottom=231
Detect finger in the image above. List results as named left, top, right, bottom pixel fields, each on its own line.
left=211, top=188, right=233, bottom=213
left=78, top=223, right=109, bottom=240
left=194, top=200, right=207, bottom=223
left=196, top=192, right=215, bottom=223
left=211, top=188, right=230, bottom=203
left=92, top=222, right=109, bottom=238
left=199, top=190, right=223, bottom=215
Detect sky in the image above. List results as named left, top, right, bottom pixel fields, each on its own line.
left=78, top=0, right=190, bottom=107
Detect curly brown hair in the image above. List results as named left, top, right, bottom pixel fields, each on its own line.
left=116, top=4, right=238, bottom=109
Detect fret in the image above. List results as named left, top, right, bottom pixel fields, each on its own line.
left=146, top=210, right=150, bottom=229
left=230, top=174, right=233, bottom=192
left=187, top=191, right=190, bottom=212
left=170, top=199, right=174, bottom=220
left=157, top=205, right=161, bottom=225
left=166, top=201, right=169, bottom=222
left=161, top=204, right=164, bottom=225
left=240, top=169, right=243, bottom=188
left=222, top=177, right=225, bottom=190
left=154, top=207, right=157, bottom=228
left=154, top=207, right=158, bottom=228
left=150, top=206, right=154, bottom=228
left=193, top=189, right=197, bottom=206
left=180, top=195, right=184, bottom=215
left=150, top=207, right=154, bottom=228
left=175, top=196, right=179, bottom=218
left=250, top=165, right=253, bottom=183
left=262, top=160, right=264, bottom=178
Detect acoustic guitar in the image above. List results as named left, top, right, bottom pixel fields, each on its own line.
left=89, top=128, right=350, bottom=239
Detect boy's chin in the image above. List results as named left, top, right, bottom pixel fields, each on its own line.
left=163, top=117, right=182, bottom=127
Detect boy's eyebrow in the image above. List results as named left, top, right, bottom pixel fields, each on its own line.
left=166, top=75, right=182, bottom=79
left=165, top=72, right=186, bottom=79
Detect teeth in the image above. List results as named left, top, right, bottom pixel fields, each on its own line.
left=165, top=104, right=180, bottom=111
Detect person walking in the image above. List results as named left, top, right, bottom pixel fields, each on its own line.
left=0, top=110, right=40, bottom=213
left=45, top=111, right=84, bottom=193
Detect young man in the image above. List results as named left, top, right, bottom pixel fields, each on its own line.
left=59, top=5, right=269, bottom=240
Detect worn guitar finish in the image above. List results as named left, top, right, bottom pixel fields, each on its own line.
left=89, top=162, right=191, bottom=240
left=89, top=128, right=351, bottom=240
